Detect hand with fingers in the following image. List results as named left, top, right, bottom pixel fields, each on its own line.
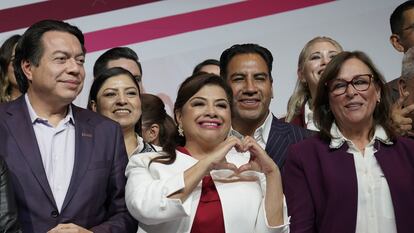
left=47, top=223, right=92, bottom=233
left=168, top=136, right=242, bottom=202
left=237, top=136, right=279, bottom=176
left=391, top=91, right=414, bottom=136
left=203, top=136, right=242, bottom=173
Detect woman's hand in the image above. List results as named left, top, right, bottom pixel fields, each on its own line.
left=201, top=136, right=242, bottom=173
left=237, top=136, right=279, bottom=175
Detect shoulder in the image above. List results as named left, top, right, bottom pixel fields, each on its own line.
left=72, top=105, right=120, bottom=129
left=391, top=136, right=414, bottom=150
left=0, top=96, right=24, bottom=115
left=289, top=135, right=327, bottom=150
left=128, top=151, right=161, bottom=168
left=269, top=115, right=313, bottom=139
left=126, top=150, right=195, bottom=176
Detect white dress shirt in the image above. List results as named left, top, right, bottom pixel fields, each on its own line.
left=25, top=94, right=75, bottom=212
left=329, top=123, right=397, bottom=233
left=229, top=112, right=273, bottom=148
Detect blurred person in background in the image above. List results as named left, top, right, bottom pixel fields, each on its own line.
left=141, top=93, right=176, bottom=150
left=285, top=36, right=343, bottom=130
left=0, top=34, right=21, bottom=103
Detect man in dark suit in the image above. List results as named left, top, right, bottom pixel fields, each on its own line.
left=0, top=20, right=137, bottom=233
left=220, top=44, right=311, bottom=168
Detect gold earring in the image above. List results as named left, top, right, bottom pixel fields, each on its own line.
left=178, top=124, right=184, bottom=137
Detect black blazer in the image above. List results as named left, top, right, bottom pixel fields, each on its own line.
left=265, top=115, right=313, bottom=168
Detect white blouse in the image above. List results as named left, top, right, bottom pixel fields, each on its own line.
left=329, top=123, right=397, bottom=233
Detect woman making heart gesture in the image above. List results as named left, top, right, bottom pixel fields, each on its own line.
left=125, top=73, right=288, bottom=233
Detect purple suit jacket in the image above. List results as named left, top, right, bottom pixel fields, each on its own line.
left=0, top=97, right=137, bottom=233
left=283, top=135, right=414, bottom=233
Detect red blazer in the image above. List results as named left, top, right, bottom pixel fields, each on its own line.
left=283, top=135, right=414, bottom=233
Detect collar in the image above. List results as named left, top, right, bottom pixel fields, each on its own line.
left=229, top=112, right=272, bottom=143
left=25, top=93, right=74, bottom=125
left=303, top=100, right=318, bottom=131
left=329, top=122, right=392, bottom=149
left=131, top=134, right=145, bottom=155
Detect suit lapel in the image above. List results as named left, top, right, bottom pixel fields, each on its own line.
left=6, top=97, right=56, bottom=206
left=265, top=116, right=289, bottom=165
left=61, top=106, right=94, bottom=211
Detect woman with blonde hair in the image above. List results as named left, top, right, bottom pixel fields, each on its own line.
left=285, top=36, right=342, bottom=130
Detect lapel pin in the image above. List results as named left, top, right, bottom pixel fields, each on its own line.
left=82, top=132, right=93, bottom=138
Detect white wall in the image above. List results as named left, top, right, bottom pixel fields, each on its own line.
left=0, top=0, right=406, bottom=117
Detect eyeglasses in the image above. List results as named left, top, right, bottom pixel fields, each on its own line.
left=327, top=74, right=374, bottom=96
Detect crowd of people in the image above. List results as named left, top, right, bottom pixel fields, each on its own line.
left=1, top=1, right=414, bottom=233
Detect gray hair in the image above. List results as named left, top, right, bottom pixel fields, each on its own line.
left=401, top=47, right=414, bottom=80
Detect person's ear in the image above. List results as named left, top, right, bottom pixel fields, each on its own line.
left=146, top=124, right=160, bottom=143
left=390, top=34, right=406, bottom=53
left=399, top=78, right=408, bottom=97
left=21, top=60, right=34, bottom=81
left=175, top=110, right=182, bottom=126
left=90, top=100, right=97, bottom=112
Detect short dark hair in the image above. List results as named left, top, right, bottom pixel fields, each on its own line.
left=150, top=72, right=233, bottom=165
left=390, top=0, right=414, bottom=35
left=192, top=59, right=219, bottom=75
left=93, top=47, right=142, bottom=78
left=13, top=19, right=85, bottom=93
left=88, top=67, right=142, bottom=135
left=220, top=43, right=273, bottom=81
left=313, top=51, right=395, bottom=141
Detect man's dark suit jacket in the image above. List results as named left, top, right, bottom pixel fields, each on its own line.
left=283, top=135, right=414, bottom=233
left=265, top=115, right=312, bottom=168
left=0, top=96, right=137, bottom=233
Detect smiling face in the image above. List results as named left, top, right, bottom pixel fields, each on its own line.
left=107, top=58, right=143, bottom=92
left=328, top=58, right=380, bottom=131
left=93, top=74, right=141, bottom=131
left=176, top=84, right=231, bottom=147
left=226, top=53, right=272, bottom=127
left=299, top=41, right=341, bottom=99
left=23, top=31, right=85, bottom=106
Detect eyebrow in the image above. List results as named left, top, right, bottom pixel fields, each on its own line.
left=230, top=72, right=246, bottom=78
left=102, top=86, right=138, bottom=92
left=52, top=50, right=85, bottom=57
left=190, top=96, right=229, bottom=103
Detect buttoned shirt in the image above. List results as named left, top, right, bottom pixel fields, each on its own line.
left=329, top=123, right=397, bottom=233
left=229, top=112, right=273, bottom=149
left=25, top=94, right=75, bottom=212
